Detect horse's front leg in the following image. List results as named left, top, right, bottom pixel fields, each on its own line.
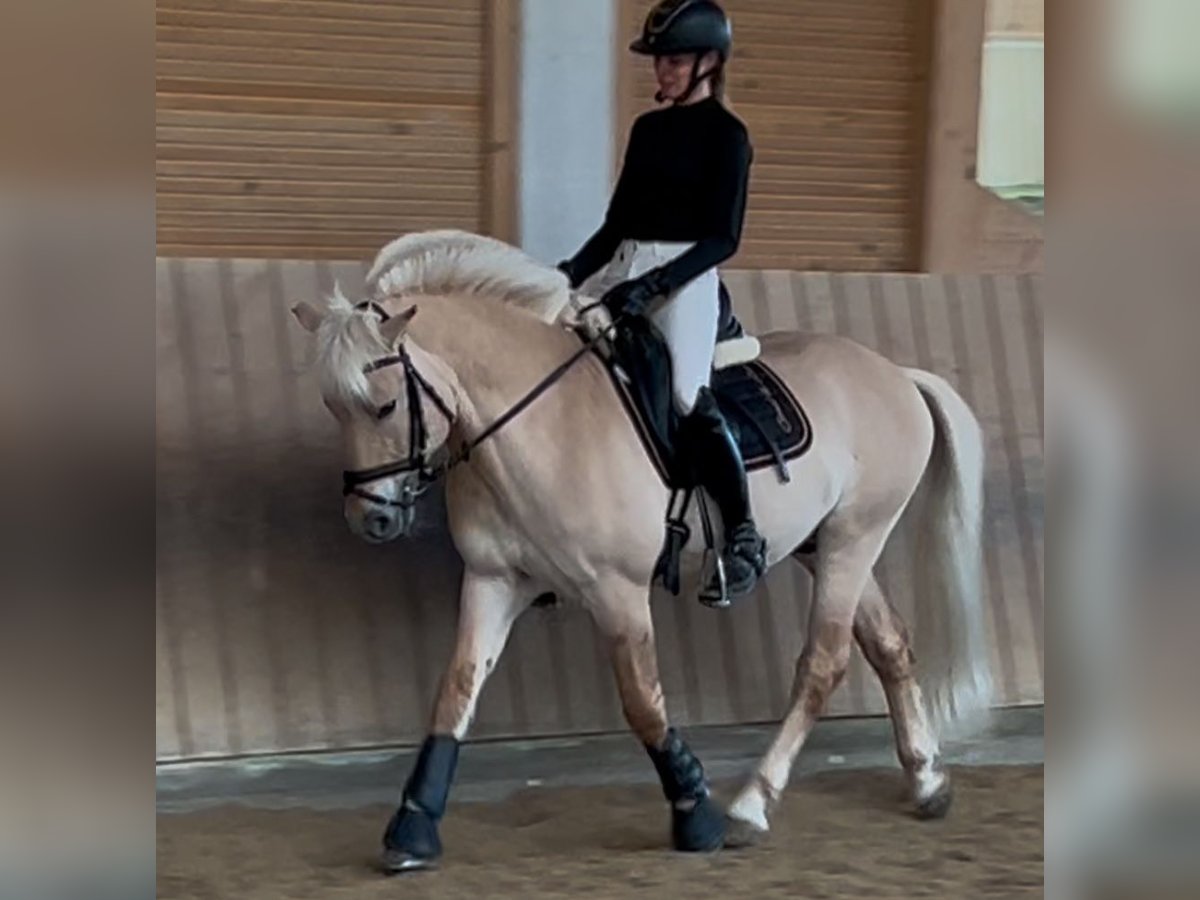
left=588, top=574, right=726, bottom=852
left=382, top=569, right=529, bottom=873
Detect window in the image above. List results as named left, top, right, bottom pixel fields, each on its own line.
left=977, top=0, right=1044, bottom=215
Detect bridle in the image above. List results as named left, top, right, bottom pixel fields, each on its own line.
left=340, top=301, right=456, bottom=510
left=341, top=299, right=619, bottom=512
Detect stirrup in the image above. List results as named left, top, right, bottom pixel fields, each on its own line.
left=699, top=530, right=765, bottom=609
left=698, top=548, right=730, bottom=609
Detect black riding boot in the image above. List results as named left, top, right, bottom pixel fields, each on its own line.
left=717, top=281, right=745, bottom=341
left=686, top=388, right=767, bottom=604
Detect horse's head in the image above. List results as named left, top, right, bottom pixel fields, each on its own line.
left=293, top=296, right=457, bottom=543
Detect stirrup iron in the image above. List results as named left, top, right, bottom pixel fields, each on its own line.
left=695, top=491, right=730, bottom=608
left=699, top=548, right=730, bottom=609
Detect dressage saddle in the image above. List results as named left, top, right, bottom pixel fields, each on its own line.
left=595, top=284, right=812, bottom=490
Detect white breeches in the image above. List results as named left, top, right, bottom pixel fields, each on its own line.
left=592, top=240, right=719, bottom=415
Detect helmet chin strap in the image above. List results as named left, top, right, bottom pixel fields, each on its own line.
left=655, top=56, right=720, bottom=105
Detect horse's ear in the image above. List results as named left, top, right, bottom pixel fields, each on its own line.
left=292, top=301, right=325, bottom=333
left=379, top=304, right=418, bottom=347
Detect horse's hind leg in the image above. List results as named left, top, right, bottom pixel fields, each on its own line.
left=854, top=575, right=952, bottom=819
left=587, top=574, right=726, bottom=852
left=726, top=521, right=893, bottom=839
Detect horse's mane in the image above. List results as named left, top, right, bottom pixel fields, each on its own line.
left=364, top=229, right=573, bottom=324
left=313, top=230, right=579, bottom=408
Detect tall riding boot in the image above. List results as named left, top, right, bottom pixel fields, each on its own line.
left=686, top=388, right=767, bottom=604
left=717, top=281, right=745, bottom=340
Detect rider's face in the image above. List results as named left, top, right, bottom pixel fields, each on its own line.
left=653, top=52, right=700, bottom=102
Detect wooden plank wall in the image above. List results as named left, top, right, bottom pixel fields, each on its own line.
left=156, top=258, right=1043, bottom=761
left=156, top=0, right=494, bottom=258
left=620, top=0, right=930, bottom=272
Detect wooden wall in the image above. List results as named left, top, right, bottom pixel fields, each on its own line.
left=156, top=257, right=1044, bottom=760
left=619, top=0, right=932, bottom=272
left=156, top=0, right=518, bottom=258
left=157, top=0, right=1043, bottom=272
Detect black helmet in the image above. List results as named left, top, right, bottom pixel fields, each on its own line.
left=630, top=0, right=732, bottom=59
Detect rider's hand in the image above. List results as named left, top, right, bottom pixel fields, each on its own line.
left=578, top=300, right=613, bottom=339
left=601, top=270, right=668, bottom=319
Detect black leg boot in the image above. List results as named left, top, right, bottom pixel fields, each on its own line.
left=686, top=388, right=767, bottom=603
left=646, top=728, right=726, bottom=851
left=381, top=735, right=459, bottom=873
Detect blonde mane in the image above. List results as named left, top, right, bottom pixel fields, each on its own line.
left=314, top=230, right=577, bottom=409
left=365, top=229, right=573, bottom=324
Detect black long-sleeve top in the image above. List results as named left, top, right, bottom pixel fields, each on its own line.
left=567, top=96, right=752, bottom=293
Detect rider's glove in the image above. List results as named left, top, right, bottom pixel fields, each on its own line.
left=600, top=269, right=670, bottom=319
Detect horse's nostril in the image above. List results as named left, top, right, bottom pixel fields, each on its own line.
left=366, top=512, right=393, bottom=536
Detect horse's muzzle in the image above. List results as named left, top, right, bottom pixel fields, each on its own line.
left=349, top=503, right=411, bottom=544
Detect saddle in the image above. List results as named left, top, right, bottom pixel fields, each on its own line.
left=585, top=295, right=814, bottom=599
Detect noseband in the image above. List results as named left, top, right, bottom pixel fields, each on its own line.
left=341, top=302, right=455, bottom=510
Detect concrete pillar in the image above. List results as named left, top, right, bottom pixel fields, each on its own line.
left=518, top=0, right=617, bottom=264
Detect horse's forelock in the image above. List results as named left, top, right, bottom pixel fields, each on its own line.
left=313, top=300, right=387, bottom=409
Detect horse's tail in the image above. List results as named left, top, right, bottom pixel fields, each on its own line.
left=904, top=367, right=993, bottom=740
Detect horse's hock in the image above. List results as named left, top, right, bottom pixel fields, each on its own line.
left=156, top=258, right=1043, bottom=762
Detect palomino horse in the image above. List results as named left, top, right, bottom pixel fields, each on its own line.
left=292, top=229, right=992, bottom=871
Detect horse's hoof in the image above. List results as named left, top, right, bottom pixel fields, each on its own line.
left=914, top=778, right=954, bottom=820
left=381, top=849, right=438, bottom=874
left=723, top=814, right=768, bottom=849
left=672, top=795, right=727, bottom=852
left=381, top=806, right=442, bottom=873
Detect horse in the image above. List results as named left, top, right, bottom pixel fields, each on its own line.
left=291, top=229, right=993, bottom=872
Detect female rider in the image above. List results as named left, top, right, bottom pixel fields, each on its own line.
left=557, top=0, right=766, bottom=603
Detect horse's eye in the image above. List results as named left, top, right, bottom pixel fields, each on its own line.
left=376, top=399, right=397, bottom=420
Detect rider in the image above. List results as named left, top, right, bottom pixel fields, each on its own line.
left=557, top=0, right=766, bottom=603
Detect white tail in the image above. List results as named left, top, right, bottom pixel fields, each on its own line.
left=905, top=368, right=993, bottom=740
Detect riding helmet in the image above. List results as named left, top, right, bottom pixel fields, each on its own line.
left=630, top=0, right=732, bottom=59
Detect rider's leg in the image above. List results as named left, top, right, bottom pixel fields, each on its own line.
left=686, top=388, right=767, bottom=599
left=717, top=279, right=746, bottom=340
left=647, top=266, right=766, bottom=602
left=645, top=266, right=720, bottom=415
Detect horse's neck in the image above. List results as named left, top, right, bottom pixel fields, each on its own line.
left=409, top=296, right=577, bottom=436
left=405, top=293, right=665, bottom=573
